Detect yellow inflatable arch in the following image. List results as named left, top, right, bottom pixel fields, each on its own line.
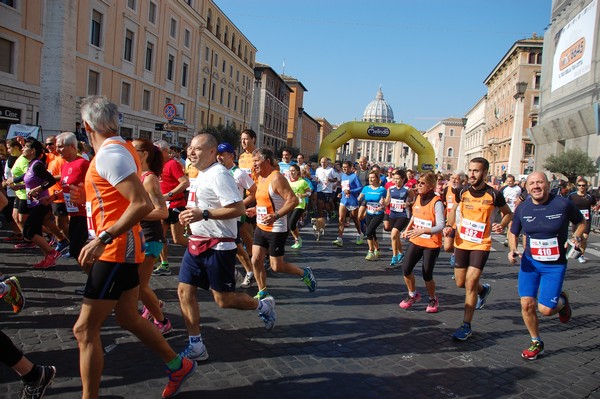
left=318, top=121, right=436, bottom=173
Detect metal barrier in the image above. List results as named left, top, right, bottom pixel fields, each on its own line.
left=592, top=209, right=600, bottom=232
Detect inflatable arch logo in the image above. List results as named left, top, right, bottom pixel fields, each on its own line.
left=318, top=121, right=435, bottom=173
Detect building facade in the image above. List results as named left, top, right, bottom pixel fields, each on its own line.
left=252, top=63, right=291, bottom=151
left=0, top=0, right=256, bottom=146
left=458, top=96, right=487, bottom=172
left=482, top=35, right=543, bottom=178
left=529, top=0, right=600, bottom=185
left=424, top=118, right=466, bottom=174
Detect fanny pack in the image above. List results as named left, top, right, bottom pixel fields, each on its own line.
left=188, top=235, right=235, bottom=256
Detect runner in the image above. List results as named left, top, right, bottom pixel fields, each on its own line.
left=567, top=178, right=596, bottom=263
left=357, top=171, right=387, bottom=261
left=332, top=160, right=363, bottom=247
left=398, top=172, right=444, bottom=313
left=286, top=164, right=311, bottom=249
left=248, top=148, right=317, bottom=299
left=500, top=174, right=522, bottom=247
left=508, top=171, right=585, bottom=360
left=71, top=96, right=195, bottom=399
left=445, top=157, right=512, bottom=341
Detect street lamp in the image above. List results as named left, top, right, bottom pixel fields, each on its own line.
left=515, top=81, right=528, bottom=99
left=251, top=68, right=262, bottom=145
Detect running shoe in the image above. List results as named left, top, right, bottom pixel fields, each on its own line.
left=254, top=289, right=269, bottom=300
left=426, top=296, right=439, bottom=313
left=141, top=300, right=164, bottom=321
left=14, top=242, right=36, bottom=249
left=503, top=239, right=509, bottom=247
left=449, top=253, right=456, bottom=268
left=234, top=269, right=244, bottom=287
left=20, top=365, right=56, bottom=399
left=521, top=340, right=544, bottom=360
left=332, top=238, right=343, bottom=247
left=240, top=273, right=253, bottom=289
left=399, top=292, right=422, bottom=309
left=373, top=250, right=381, bottom=259
left=577, top=255, right=587, bottom=264
left=55, top=239, right=70, bottom=254
left=396, top=253, right=405, bottom=263
left=179, top=343, right=209, bottom=362
left=3, top=233, right=23, bottom=243
left=154, top=318, right=173, bottom=335
left=356, top=234, right=364, bottom=245
left=452, top=322, right=472, bottom=341
left=162, top=358, right=197, bottom=399
left=258, top=296, right=277, bottom=331
left=302, top=267, right=317, bottom=292
left=33, top=250, right=60, bottom=269
left=291, top=240, right=302, bottom=249
left=365, top=251, right=375, bottom=260
left=558, top=291, right=571, bottom=323
left=153, top=263, right=171, bottom=276
left=1, top=276, right=25, bottom=313
left=389, top=255, right=399, bottom=266
left=475, top=283, right=491, bottom=310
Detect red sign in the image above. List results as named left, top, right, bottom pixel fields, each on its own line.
left=163, top=103, right=176, bottom=120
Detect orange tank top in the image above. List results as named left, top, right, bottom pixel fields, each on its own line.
left=85, top=139, right=144, bottom=263
left=410, top=195, right=442, bottom=249
left=255, top=170, right=287, bottom=232
left=455, top=187, right=496, bottom=251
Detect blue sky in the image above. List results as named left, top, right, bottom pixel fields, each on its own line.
left=217, top=0, right=551, bottom=131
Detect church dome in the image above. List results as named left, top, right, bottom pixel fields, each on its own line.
left=362, top=87, right=394, bottom=123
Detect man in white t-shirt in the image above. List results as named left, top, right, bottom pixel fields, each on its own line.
left=177, top=133, right=277, bottom=364
left=500, top=174, right=522, bottom=246
left=315, top=157, right=339, bottom=218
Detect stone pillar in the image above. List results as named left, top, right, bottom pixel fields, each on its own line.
left=40, top=0, right=77, bottom=136
left=508, top=97, right=526, bottom=175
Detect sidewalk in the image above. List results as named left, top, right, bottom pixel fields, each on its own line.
left=1, top=228, right=599, bottom=398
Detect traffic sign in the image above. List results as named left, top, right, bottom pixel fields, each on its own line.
left=163, top=103, right=176, bottom=120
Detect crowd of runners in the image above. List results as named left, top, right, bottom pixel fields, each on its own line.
left=0, top=96, right=596, bottom=398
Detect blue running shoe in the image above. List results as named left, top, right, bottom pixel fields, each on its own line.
left=55, top=239, right=70, bottom=254
left=258, top=296, right=277, bottom=331
left=302, top=267, right=317, bottom=292
left=453, top=322, right=472, bottom=341
left=476, top=283, right=491, bottom=310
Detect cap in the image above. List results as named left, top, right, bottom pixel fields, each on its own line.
left=217, top=142, right=235, bottom=154
left=388, top=167, right=394, bottom=171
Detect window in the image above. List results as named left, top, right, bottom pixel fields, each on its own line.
left=185, top=0, right=192, bottom=6
left=127, top=0, right=136, bottom=11
left=447, top=148, right=454, bottom=157
left=202, top=78, right=207, bottom=97
left=0, top=37, right=14, bottom=74
left=1, top=0, right=15, bottom=7
left=219, top=88, right=224, bottom=104
left=148, top=2, right=157, bottom=24
left=535, top=74, right=541, bottom=89
left=184, top=29, right=190, bottom=48
left=229, top=65, right=233, bottom=78
left=88, top=70, right=100, bottom=95
left=167, top=54, right=174, bottom=81
left=222, top=60, right=226, bottom=73
left=449, top=128, right=454, bottom=137
left=533, top=96, right=540, bottom=107
left=227, top=92, right=231, bottom=108
left=205, top=47, right=209, bottom=62
left=207, top=9, right=212, bottom=31
left=214, top=53, right=218, bottom=68
left=145, top=42, right=153, bottom=71
left=170, top=18, right=177, bottom=38
left=524, top=143, right=535, bottom=157
left=91, top=10, right=102, bottom=47
left=165, top=97, right=171, bottom=105
left=181, top=62, right=188, bottom=87
left=211, top=83, right=216, bottom=100
left=124, top=29, right=134, bottom=62
left=234, top=95, right=238, bottom=111
left=121, top=82, right=131, bottom=106
left=142, top=89, right=151, bottom=111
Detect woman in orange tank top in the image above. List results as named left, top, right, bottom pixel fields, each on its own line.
left=398, top=172, right=445, bottom=314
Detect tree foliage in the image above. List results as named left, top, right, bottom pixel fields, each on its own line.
left=203, top=124, right=241, bottom=150
left=542, top=148, right=597, bottom=183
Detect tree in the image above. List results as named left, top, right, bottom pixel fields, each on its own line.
left=203, top=124, right=241, bottom=150
left=542, top=148, right=597, bottom=183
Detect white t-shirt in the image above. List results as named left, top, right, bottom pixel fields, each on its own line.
left=316, top=166, right=338, bottom=193
left=230, top=166, right=254, bottom=221
left=189, top=162, right=242, bottom=250
left=95, top=138, right=137, bottom=186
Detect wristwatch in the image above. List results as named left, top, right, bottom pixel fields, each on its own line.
left=98, top=231, right=114, bottom=245
left=203, top=209, right=209, bottom=221
left=168, top=192, right=173, bottom=198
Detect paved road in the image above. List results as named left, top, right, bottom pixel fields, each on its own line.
left=1, top=223, right=599, bottom=399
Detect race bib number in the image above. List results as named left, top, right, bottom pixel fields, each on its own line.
left=459, top=218, right=486, bottom=244
left=530, top=237, right=560, bottom=261
left=256, top=206, right=268, bottom=225
left=580, top=209, right=590, bottom=220
left=187, top=178, right=198, bottom=207
left=390, top=199, right=406, bottom=212
left=413, top=217, right=432, bottom=239
left=366, top=201, right=380, bottom=214
left=341, top=180, right=350, bottom=191
left=446, top=200, right=453, bottom=210
left=63, top=193, right=79, bottom=213
left=86, top=201, right=96, bottom=238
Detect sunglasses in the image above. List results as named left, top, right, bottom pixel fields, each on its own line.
left=577, top=184, right=587, bottom=187
left=417, top=181, right=427, bottom=185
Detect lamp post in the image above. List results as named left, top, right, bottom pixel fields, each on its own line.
left=296, top=107, right=304, bottom=149
left=507, top=81, right=528, bottom=175
left=251, top=68, right=262, bottom=146
left=438, top=131, right=444, bottom=172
